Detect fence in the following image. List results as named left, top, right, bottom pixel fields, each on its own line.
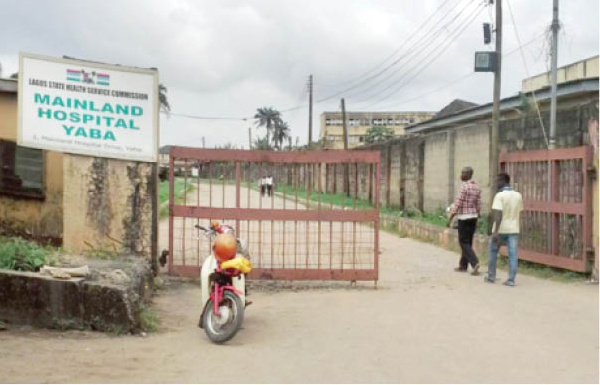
left=500, top=146, right=594, bottom=272
left=168, top=147, right=381, bottom=282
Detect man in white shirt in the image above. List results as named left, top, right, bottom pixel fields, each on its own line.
left=485, top=172, right=523, bottom=286
left=259, top=175, right=266, bottom=197
left=266, top=175, right=273, bottom=197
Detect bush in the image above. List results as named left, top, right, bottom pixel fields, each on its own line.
left=0, top=237, right=52, bottom=271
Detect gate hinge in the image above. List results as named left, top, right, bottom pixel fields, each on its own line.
left=586, top=247, right=595, bottom=261
left=586, top=165, right=597, bottom=180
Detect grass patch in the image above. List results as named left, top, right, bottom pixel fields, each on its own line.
left=138, top=304, right=159, bottom=333
left=159, top=178, right=194, bottom=219
left=0, top=237, right=58, bottom=272
left=274, top=184, right=490, bottom=234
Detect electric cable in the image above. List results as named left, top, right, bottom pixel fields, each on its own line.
left=334, top=0, right=479, bottom=104
left=314, top=0, right=476, bottom=104
left=357, top=2, right=485, bottom=109
left=506, top=0, right=549, bottom=148
left=316, top=0, right=463, bottom=92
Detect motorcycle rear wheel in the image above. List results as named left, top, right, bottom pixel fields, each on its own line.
left=203, top=291, right=244, bottom=343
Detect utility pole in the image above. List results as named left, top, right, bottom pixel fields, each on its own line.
left=202, top=136, right=205, bottom=148
left=341, top=98, right=350, bottom=196
left=248, top=127, right=252, bottom=149
left=489, top=0, right=502, bottom=214
left=549, top=0, right=559, bottom=149
left=308, top=74, right=313, bottom=146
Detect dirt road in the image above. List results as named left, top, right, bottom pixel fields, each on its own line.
left=1, top=184, right=598, bottom=383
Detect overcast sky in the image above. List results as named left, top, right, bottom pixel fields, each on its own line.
left=1, top=0, right=598, bottom=149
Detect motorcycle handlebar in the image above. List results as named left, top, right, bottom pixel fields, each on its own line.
left=195, top=225, right=207, bottom=231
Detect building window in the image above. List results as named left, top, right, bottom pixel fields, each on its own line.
left=0, top=140, right=44, bottom=199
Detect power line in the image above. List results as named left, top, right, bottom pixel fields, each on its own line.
left=314, top=0, right=474, bottom=104
left=333, top=0, right=479, bottom=104
left=358, top=2, right=485, bottom=109
left=371, top=30, right=547, bottom=111
left=315, top=0, right=462, bottom=91
left=506, top=0, right=549, bottom=148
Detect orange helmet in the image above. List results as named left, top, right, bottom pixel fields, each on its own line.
left=214, top=233, right=237, bottom=263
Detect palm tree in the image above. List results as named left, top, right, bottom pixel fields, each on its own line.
left=272, top=120, right=291, bottom=150
left=253, top=136, right=272, bottom=150
left=159, top=84, right=170, bottom=114
left=254, top=107, right=281, bottom=146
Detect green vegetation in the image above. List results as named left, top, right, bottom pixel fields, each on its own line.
left=0, top=237, right=58, bottom=271
left=138, top=304, right=159, bottom=333
left=365, top=125, right=395, bottom=144
left=274, top=185, right=489, bottom=234
left=159, top=178, right=194, bottom=218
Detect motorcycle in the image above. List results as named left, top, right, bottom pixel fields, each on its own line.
left=196, top=221, right=252, bottom=343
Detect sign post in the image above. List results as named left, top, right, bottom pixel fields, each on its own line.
left=18, top=52, right=158, bottom=162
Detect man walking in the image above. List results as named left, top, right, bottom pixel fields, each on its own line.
left=447, top=166, right=481, bottom=275
left=485, top=172, right=523, bottom=286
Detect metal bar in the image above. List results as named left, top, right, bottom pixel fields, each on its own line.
left=499, top=146, right=589, bottom=162
left=550, top=160, right=559, bottom=255
left=182, top=159, right=187, bottom=267
left=170, top=147, right=381, bottom=164
left=168, top=152, right=175, bottom=274
left=281, top=165, right=286, bottom=269
left=170, top=265, right=201, bottom=278
left=386, top=145, right=392, bottom=206
left=248, top=268, right=377, bottom=281
left=333, top=164, right=337, bottom=194
left=196, top=161, right=201, bottom=264
left=582, top=146, right=593, bottom=268
left=508, top=248, right=588, bottom=272
left=306, top=164, right=310, bottom=269
left=259, top=162, right=263, bottom=267
left=271, top=163, right=274, bottom=269
left=353, top=163, right=358, bottom=270
left=294, top=164, right=298, bottom=269
left=235, top=162, right=241, bottom=235
left=374, top=157, right=381, bottom=282
left=222, top=163, right=226, bottom=209
left=522, top=201, right=586, bottom=215
left=208, top=162, right=212, bottom=255
left=318, top=163, right=322, bottom=269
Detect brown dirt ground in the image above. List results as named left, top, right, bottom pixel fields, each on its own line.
left=0, top=184, right=598, bottom=383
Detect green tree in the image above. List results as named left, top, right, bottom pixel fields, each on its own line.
left=365, top=126, right=395, bottom=144
left=254, top=107, right=281, bottom=147
left=272, top=120, right=291, bottom=150
left=253, top=136, right=273, bottom=150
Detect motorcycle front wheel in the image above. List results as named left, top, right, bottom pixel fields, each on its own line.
left=203, top=290, right=244, bottom=343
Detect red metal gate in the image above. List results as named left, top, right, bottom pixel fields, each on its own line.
left=168, top=147, right=380, bottom=282
left=499, top=146, right=594, bottom=272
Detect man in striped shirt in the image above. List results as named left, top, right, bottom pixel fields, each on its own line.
left=447, top=166, right=481, bottom=275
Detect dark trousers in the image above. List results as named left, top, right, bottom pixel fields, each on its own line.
left=267, top=185, right=272, bottom=197
left=458, top=218, right=479, bottom=269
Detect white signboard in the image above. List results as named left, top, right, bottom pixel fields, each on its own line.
left=18, top=52, right=158, bottom=162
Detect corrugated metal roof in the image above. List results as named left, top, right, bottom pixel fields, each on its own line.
left=405, top=78, right=599, bottom=134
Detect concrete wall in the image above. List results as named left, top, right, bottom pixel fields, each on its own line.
left=423, top=132, right=449, bottom=212
left=0, top=92, right=63, bottom=240
left=522, top=55, right=599, bottom=93
left=453, top=123, right=491, bottom=210
left=62, top=154, right=155, bottom=256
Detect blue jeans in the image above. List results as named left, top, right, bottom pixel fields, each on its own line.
left=488, top=234, right=519, bottom=282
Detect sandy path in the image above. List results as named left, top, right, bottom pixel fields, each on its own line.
left=1, top=185, right=598, bottom=383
